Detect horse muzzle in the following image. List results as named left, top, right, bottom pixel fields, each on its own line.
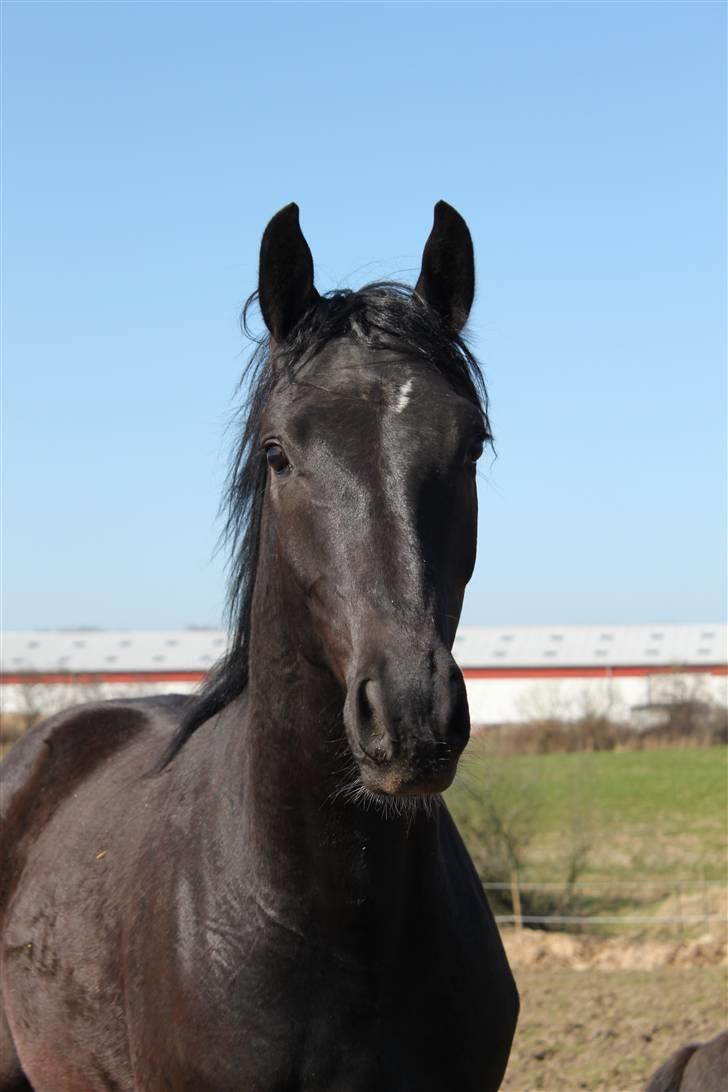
left=343, top=646, right=470, bottom=797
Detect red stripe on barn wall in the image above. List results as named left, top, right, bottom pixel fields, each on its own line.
left=462, top=664, right=728, bottom=679
left=1, top=664, right=726, bottom=686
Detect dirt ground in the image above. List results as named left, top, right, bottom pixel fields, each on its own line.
left=500, top=929, right=727, bottom=1092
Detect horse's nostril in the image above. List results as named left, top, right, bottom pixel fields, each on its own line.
left=357, top=678, right=374, bottom=723
left=354, top=678, right=393, bottom=765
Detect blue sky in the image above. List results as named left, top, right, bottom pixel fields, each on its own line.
left=3, top=1, right=725, bottom=630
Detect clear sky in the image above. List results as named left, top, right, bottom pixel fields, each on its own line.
left=3, top=1, right=726, bottom=631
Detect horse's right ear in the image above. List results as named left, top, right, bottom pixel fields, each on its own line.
left=258, top=203, right=320, bottom=343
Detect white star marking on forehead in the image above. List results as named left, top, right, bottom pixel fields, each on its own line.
left=394, top=378, right=413, bottom=414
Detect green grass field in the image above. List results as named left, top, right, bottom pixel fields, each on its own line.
left=446, top=744, right=728, bottom=890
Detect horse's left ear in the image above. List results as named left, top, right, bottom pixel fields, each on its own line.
left=259, top=203, right=320, bottom=343
left=415, top=201, right=475, bottom=332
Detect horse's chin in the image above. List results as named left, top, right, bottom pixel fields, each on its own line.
left=357, top=756, right=459, bottom=799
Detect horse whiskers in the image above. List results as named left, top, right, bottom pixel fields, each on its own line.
left=324, top=766, right=443, bottom=828
left=352, top=786, right=443, bottom=827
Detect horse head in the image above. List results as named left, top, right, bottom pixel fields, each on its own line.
left=254, top=202, right=487, bottom=798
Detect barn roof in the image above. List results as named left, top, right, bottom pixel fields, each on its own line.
left=452, top=624, right=726, bottom=669
left=2, top=623, right=725, bottom=675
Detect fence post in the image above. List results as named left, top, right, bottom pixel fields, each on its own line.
left=511, top=869, right=523, bottom=930
left=674, top=882, right=683, bottom=939
left=701, top=865, right=708, bottom=920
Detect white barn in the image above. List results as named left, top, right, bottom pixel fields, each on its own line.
left=2, top=624, right=725, bottom=726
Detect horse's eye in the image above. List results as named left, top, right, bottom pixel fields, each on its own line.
left=466, top=438, right=485, bottom=464
left=265, top=443, right=290, bottom=473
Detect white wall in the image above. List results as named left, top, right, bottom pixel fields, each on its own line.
left=1, top=679, right=198, bottom=718
left=465, top=671, right=727, bottom=725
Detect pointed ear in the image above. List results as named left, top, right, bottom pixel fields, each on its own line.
left=415, top=201, right=475, bottom=331
left=258, top=203, right=320, bottom=342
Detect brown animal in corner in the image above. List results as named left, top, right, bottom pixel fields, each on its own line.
left=645, top=1029, right=728, bottom=1092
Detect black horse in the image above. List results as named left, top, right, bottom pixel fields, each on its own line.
left=645, top=1030, right=728, bottom=1092
left=0, top=202, right=518, bottom=1091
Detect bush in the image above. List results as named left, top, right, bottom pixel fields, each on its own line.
left=447, top=755, right=592, bottom=923
left=473, top=715, right=632, bottom=756
left=472, top=703, right=727, bottom=756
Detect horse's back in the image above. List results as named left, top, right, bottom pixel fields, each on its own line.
left=2, top=696, right=187, bottom=871
left=1, top=694, right=189, bottom=912
left=645, top=1030, right=728, bottom=1092
left=681, top=1030, right=728, bottom=1091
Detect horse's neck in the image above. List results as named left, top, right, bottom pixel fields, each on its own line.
left=210, top=559, right=440, bottom=928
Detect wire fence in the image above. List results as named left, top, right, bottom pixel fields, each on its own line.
left=483, top=879, right=728, bottom=890
left=495, top=913, right=726, bottom=926
left=483, top=877, right=728, bottom=931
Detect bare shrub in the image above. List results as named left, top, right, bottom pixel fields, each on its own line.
left=448, top=758, right=541, bottom=914
left=473, top=701, right=727, bottom=756
left=447, top=756, right=593, bottom=923
left=474, top=715, right=633, bottom=756
left=0, top=714, right=28, bottom=749
left=644, top=700, right=728, bottom=747
left=641, top=674, right=728, bottom=747
left=476, top=675, right=727, bottom=755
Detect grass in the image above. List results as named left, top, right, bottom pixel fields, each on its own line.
left=454, top=743, right=726, bottom=828
left=446, top=743, right=728, bottom=892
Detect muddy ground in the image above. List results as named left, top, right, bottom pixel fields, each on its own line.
left=500, top=929, right=727, bottom=1091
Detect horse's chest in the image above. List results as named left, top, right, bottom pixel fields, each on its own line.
left=157, top=925, right=511, bottom=1092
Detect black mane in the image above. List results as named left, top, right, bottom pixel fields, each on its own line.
left=160, top=282, right=490, bottom=765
